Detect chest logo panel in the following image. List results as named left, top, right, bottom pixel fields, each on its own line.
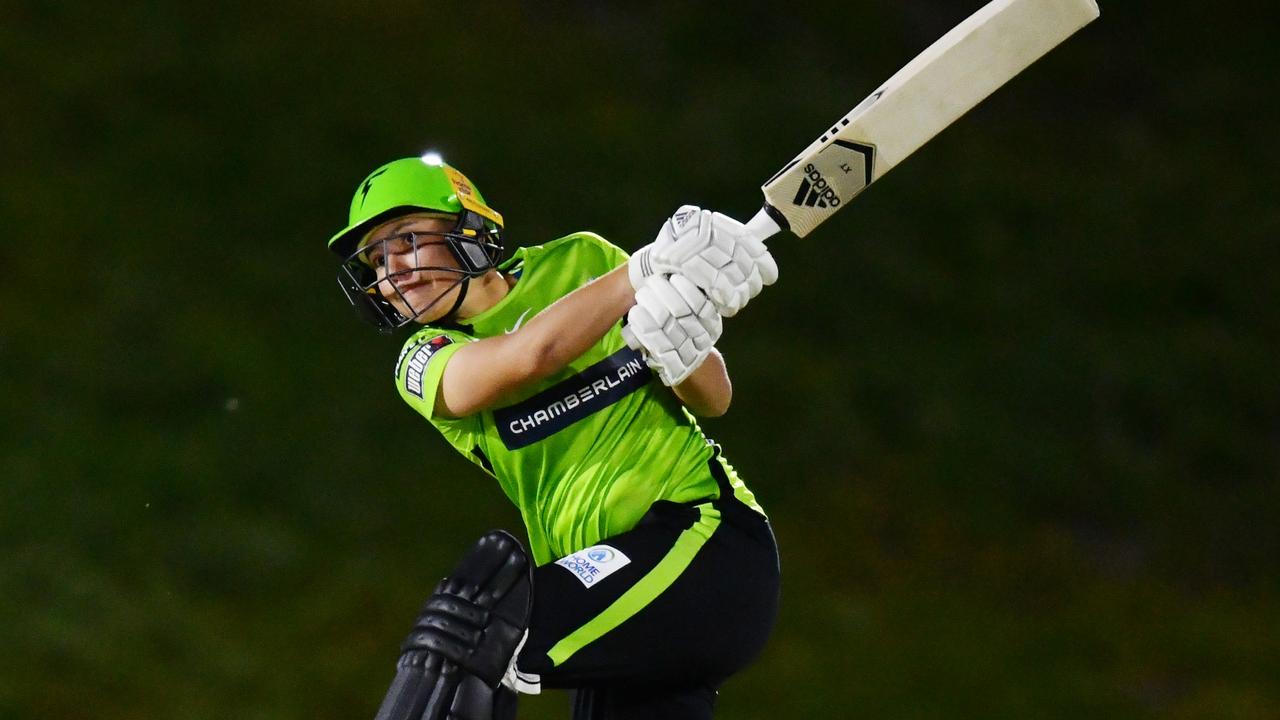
left=493, top=347, right=651, bottom=450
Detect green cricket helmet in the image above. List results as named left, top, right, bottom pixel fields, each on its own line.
left=328, top=155, right=506, bottom=330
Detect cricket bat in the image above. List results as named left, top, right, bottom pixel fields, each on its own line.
left=744, top=0, right=1100, bottom=241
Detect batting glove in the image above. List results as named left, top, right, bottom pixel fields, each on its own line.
left=622, top=273, right=723, bottom=386
left=629, top=205, right=779, bottom=317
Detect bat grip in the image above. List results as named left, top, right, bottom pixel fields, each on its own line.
left=745, top=206, right=782, bottom=243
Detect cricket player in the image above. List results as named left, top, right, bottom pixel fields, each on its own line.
left=328, top=155, right=780, bottom=720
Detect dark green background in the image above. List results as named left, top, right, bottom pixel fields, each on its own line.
left=3, top=1, right=1276, bottom=717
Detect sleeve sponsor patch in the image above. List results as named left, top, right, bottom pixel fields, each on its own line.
left=401, top=335, right=454, bottom=399
left=554, top=544, right=632, bottom=588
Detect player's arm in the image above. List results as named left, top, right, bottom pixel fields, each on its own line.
left=435, top=266, right=637, bottom=419
left=438, top=204, right=775, bottom=419
left=671, top=349, right=731, bottom=417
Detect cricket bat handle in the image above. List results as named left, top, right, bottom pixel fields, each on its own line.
left=745, top=205, right=783, bottom=244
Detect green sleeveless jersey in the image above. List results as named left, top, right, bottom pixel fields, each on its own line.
left=394, top=232, right=762, bottom=565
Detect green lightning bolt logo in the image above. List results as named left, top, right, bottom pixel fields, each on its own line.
left=358, top=168, right=389, bottom=208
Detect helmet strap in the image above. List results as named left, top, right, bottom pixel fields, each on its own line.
left=440, top=276, right=471, bottom=324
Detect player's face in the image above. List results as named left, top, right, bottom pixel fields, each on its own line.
left=361, top=213, right=464, bottom=324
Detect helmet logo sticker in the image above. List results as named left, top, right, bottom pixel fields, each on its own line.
left=359, top=167, right=389, bottom=208
left=444, top=166, right=504, bottom=226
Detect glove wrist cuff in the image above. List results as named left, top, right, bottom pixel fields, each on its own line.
left=661, top=346, right=711, bottom=387
left=628, top=246, right=653, bottom=290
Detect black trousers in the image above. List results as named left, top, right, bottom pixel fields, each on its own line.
left=518, top=462, right=781, bottom=720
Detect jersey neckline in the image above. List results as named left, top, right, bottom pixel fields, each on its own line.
left=453, top=246, right=531, bottom=331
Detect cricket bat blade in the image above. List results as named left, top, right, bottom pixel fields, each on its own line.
left=755, top=0, right=1100, bottom=240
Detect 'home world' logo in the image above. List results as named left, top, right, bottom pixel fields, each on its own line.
left=555, top=544, right=631, bottom=588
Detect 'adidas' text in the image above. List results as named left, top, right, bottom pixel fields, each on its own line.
left=791, top=163, right=841, bottom=209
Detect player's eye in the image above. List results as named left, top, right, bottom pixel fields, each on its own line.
left=389, top=233, right=414, bottom=252
left=385, top=234, right=415, bottom=255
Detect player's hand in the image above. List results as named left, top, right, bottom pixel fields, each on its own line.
left=622, top=273, right=722, bottom=386
left=629, top=205, right=779, bottom=317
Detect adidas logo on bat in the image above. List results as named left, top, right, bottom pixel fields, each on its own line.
left=791, top=163, right=841, bottom=208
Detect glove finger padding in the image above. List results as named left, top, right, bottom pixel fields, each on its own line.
left=632, top=205, right=778, bottom=318
left=634, top=285, right=672, bottom=329
left=647, top=273, right=695, bottom=318
left=738, top=231, right=779, bottom=287
left=627, top=274, right=719, bottom=386
left=626, top=307, right=681, bottom=384
left=713, top=212, right=777, bottom=298
left=723, top=214, right=779, bottom=285
left=645, top=274, right=722, bottom=350
left=668, top=274, right=722, bottom=341
left=704, top=212, right=777, bottom=316
left=628, top=305, right=675, bottom=353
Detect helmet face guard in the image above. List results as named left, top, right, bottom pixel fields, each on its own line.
left=337, top=210, right=503, bottom=331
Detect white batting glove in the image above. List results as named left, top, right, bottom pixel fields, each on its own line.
left=629, top=205, right=779, bottom=317
left=622, top=273, right=723, bottom=386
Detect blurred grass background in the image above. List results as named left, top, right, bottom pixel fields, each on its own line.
left=2, top=0, right=1277, bottom=717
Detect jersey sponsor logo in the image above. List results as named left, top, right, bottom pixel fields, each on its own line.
left=555, top=544, right=631, bottom=588
left=493, top=347, right=651, bottom=450
left=402, top=335, right=453, bottom=398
